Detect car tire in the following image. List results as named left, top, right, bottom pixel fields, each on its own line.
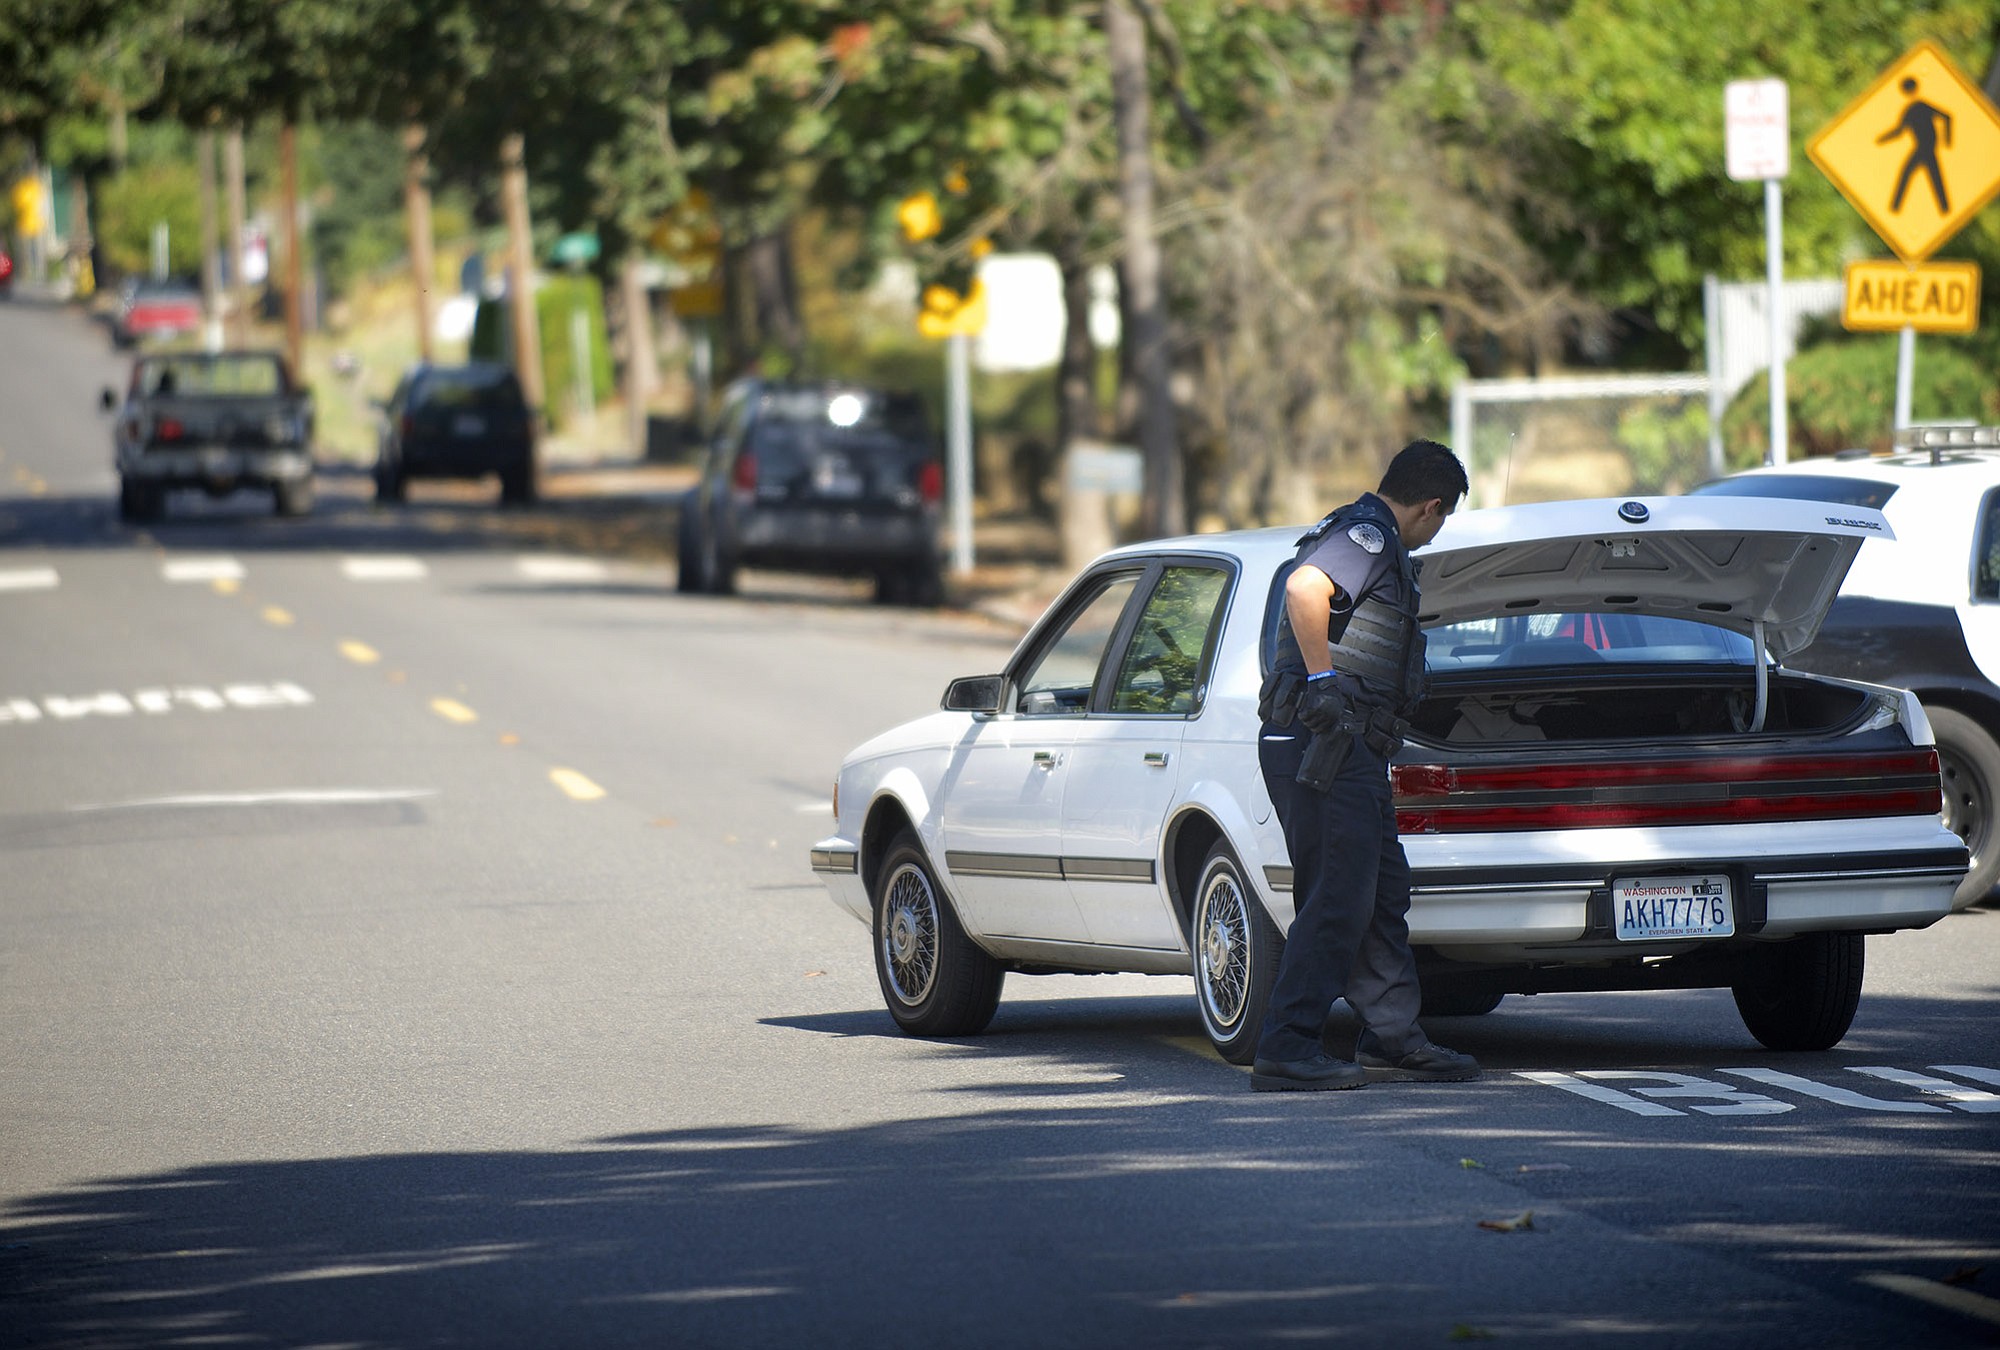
left=1928, top=706, right=1999, bottom=909
left=499, top=465, right=537, bottom=507
left=1420, top=986, right=1504, bottom=1018
left=1731, top=932, right=1864, bottom=1052
left=706, top=532, right=738, bottom=595
left=675, top=501, right=708, bottom=593
left=117, top=478, right=162, bottom=523
left=375, top=468, right=406, bottom=504
left=872, top=830, right=1004, bottom=1037
left=1191, top=840, right=1282, bottom=1065
left=274, top=478, right=314, bottom=518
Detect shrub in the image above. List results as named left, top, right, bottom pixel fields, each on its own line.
left=1724, top=335, right=1998, bottom=465
left=468, top=272, right=614, bottom=429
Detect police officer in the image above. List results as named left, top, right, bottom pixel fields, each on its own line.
left=1250, top=439, right=1479, bottom=1091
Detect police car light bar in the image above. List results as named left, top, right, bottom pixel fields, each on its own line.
left=1893, top=423, right=2000, bottom=465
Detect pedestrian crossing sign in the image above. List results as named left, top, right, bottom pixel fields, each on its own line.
left=1807, top=40, right=2000, bottom=264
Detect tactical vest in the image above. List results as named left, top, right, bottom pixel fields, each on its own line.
left=1286, top=502, right=1427, bottom=713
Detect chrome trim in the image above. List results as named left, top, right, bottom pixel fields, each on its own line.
left=810, top=849, right=859, bottom=875
left=1062, top=856, right=1156, bottom=884
left=1411, top=879, right=1606, bottom=896
left=1264, top=865, right=1293, bottom=893
left=948, top=850, right=1063, bottom=880
left=1756, top=866, right=1968, bottom=883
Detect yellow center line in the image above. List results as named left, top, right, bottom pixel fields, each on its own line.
left=211, top=578, right=240, bottom=596
left=262, top=606, right=295, bottom=626
left=338, top=640, right=380, bottom=664
left=549, top=768, right=606, bottom=801
left=430, top=697, right=478, bottom=724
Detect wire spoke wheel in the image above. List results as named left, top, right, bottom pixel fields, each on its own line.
left=1189, top=842, right=1277, bottom=1064
left=1196, top=871, right=1250, bottom=1030
left=880, top=862, right=940, bottom=1007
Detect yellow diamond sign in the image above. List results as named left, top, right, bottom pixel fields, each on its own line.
left=1807, top=40, right=2000, bottom=263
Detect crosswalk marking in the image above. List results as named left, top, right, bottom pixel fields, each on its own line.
left=341, top=556, right=428, bottom=581
left=516, top=555, right=607, bottom=582
left=162, top=557, right=245, bottom=583
left=0, top=567, right=58, bottom=591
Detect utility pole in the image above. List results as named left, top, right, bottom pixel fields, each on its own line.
left=279, top=122, right=304, bottom=378
left=499, top=133, right=545, bottom=416
left=621, top=250, right=657, bottom=458
left=403, top=124, right=435, bottom=363
left=1105, top=0, right=1181, bottom=538
left=224, top=127, right=248, bottom=344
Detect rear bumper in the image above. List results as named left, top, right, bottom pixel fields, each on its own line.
left=397, top=438, right=532, bottom=479
left=731, top=507, right=938, bottom=571
left=120, top=445, right=313, bottom=486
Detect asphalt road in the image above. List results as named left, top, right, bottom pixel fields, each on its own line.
left=1, top=295, right=1997, bottom=1349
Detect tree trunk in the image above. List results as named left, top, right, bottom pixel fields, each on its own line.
left=499, top=132, right=545, bottom=418
left=402, top=124, right=435, bottom=364
left=1055, top=236, right=1110, bottom=567
left=223, top=127, right=248, bottom=344
left=745, top=227, right=804, bottom=371
left=1105, top=0, right=1181, bottom=539
left=195, top=128, right=220, bottom=345
left=621, top=249, right=657, bottom=458
left=279, top=123, right=304, bottom=379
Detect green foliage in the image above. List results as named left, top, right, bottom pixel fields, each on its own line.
left=468, top=274, right=613, bottom=429
left=93, top=161, right=202, bottom=276
left=310, top=122, right=407, bottom=293
left=1616, top=399, right=1714, bottom=494
left=1723, top=335, right=1999, bottom=464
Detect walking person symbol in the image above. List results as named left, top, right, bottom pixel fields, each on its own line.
left=1878, top=76, right=1953, bottom=213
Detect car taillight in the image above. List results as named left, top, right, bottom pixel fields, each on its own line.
left=399, top=413, right=414, bottom=441
left=918, top=460, right=944, bottom=505
left=155, top=418, right=184, bottom=442
left=732, top=451, right=758, bottom=493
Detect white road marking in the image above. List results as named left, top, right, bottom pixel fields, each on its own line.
left=163, top=557, right=245, bottom=583
left=1719, top=1067, right=1949, bottom=1113
left=0, top=683, right=313, bottom=724
left=1576, top=1070, right=1791, bottom=1115
left=1853, top=1066, right=2000, bottom=1112
left=1515, top=1070, right=1683, bottom=1116
left=70, top=788, right=438, bottom=812
left=1933, top=1064, right=2000, bottom=1088
left=516, top=555, right=607, bottom=582
left=1860, top=1272, right=2000, bottom=1328
left=341, top=556, right=428, bottom=581
left=0, top=567, right=58, bottom=591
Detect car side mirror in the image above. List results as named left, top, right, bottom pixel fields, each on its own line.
left=942, top=675, right=1003, bottom=714
left=99, top=387, right=116, bottom=412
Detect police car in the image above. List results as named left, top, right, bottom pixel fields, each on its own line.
left=813, top=496, right=1965, bottom=1062
left=1689, top=426, right=2000, bottom=909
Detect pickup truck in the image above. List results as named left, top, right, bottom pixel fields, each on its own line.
left=103, top=351, right=316, bottom=520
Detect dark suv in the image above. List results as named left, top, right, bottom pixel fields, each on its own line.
left=677, top=380, right=945, bottom=604
left=375, top=362, right=537, bottom=505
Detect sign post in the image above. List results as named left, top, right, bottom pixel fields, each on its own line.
left=918, top=278, right=987, bottom=576
left=1809, top=40, right=2000, bottom=430
left=1726, top=78, right=1790, bottom=464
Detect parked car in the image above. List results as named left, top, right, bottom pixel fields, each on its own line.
left=0, top=247, right=13, bottom=295
left=1689, top=429, right=2000, bottom=909
left=111, top=279, right=203, bottom=347
left=374, top=362, right=537, bottom=506
left=678, top=380, right=945, bottom=605
left=102, top=351, right=316, bottom=520
left=813, top=495, right=1965, bottom=1061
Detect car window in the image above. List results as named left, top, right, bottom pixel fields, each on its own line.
left=1977, top=488, right=2000, bottom=602
left=415, top=370, right=525, bottom=412
left=1688, top=473, right=1899, bottom=510
left=1110, top=565, right=1231, bottom=715
left=139, top=356, right=285, bottom=396
left=1428, top=612, right=1754, bottom=671
left=1014, top=573, right=1142, bottom=717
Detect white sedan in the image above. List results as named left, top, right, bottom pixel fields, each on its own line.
left=813, top=495, right=1967, bottom=1061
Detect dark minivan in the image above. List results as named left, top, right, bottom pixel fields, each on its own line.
left=677, top=380, right=945, bottom=604
left=375, top=362, right=537, bottom=505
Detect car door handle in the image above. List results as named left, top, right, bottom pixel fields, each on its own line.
left=1143, top=751, right=1170, bottom=767
left=1033, top=750, right=1057, bottom=767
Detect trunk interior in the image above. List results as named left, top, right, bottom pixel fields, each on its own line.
left=1410, top=671, right=1875, bottom=746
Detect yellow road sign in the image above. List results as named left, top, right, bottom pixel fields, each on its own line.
left=1808, top=41, right=2000, bottom=263
left=1842, top=258, right=1981, bottom=334
left=917, top=277, right=986, bottom=339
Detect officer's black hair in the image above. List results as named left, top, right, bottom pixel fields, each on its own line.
left=1378, top=438, right=1468, bottom=510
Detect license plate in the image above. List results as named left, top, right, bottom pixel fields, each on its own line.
left=813, top=457, right=862, bottom=498
left=452, top=414, right=486, bottom=437
left=1613, top=874, right=1734, bottom=941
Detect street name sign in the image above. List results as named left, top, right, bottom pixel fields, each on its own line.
left=1807, top=40, right=2000, bottom=262
left=1725, top=79, right=1789, bottom=181
left=1842, top=258, right=1981, bottom=334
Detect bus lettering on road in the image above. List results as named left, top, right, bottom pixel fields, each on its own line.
left=1520, top=1065, right=2000, bottom=1116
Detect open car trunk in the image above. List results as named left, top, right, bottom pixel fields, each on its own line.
left=1410, top=669, right=1877, bottom=745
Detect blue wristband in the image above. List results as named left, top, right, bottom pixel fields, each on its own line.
left=1306, top=670, right=1338, bottom=681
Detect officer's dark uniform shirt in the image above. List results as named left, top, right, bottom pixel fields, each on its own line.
left=1270, top=492, right=1408, bottom=689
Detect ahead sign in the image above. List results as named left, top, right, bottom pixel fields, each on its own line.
left=1808, top=40, right=2000, bottom=262
left=1842, top=258, right=1981, bottom=334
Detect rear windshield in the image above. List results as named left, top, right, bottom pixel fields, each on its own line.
left=137, top=355, right=286, bottom=397
left=755, top=388, right=930, bottom=443
left=415, top=369, right=526, bottom=412
left=1428, top=612, right=1754, bottom=672
left=1688, top=473, right=1899, bottom=511
left=746, top=422, right=926, bottom=464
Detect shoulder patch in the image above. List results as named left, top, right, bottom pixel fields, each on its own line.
left=1347, top=522, right=1385, bottom=554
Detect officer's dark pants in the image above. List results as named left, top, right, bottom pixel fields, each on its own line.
left=1254, top=722, right=1425, bottom=1064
